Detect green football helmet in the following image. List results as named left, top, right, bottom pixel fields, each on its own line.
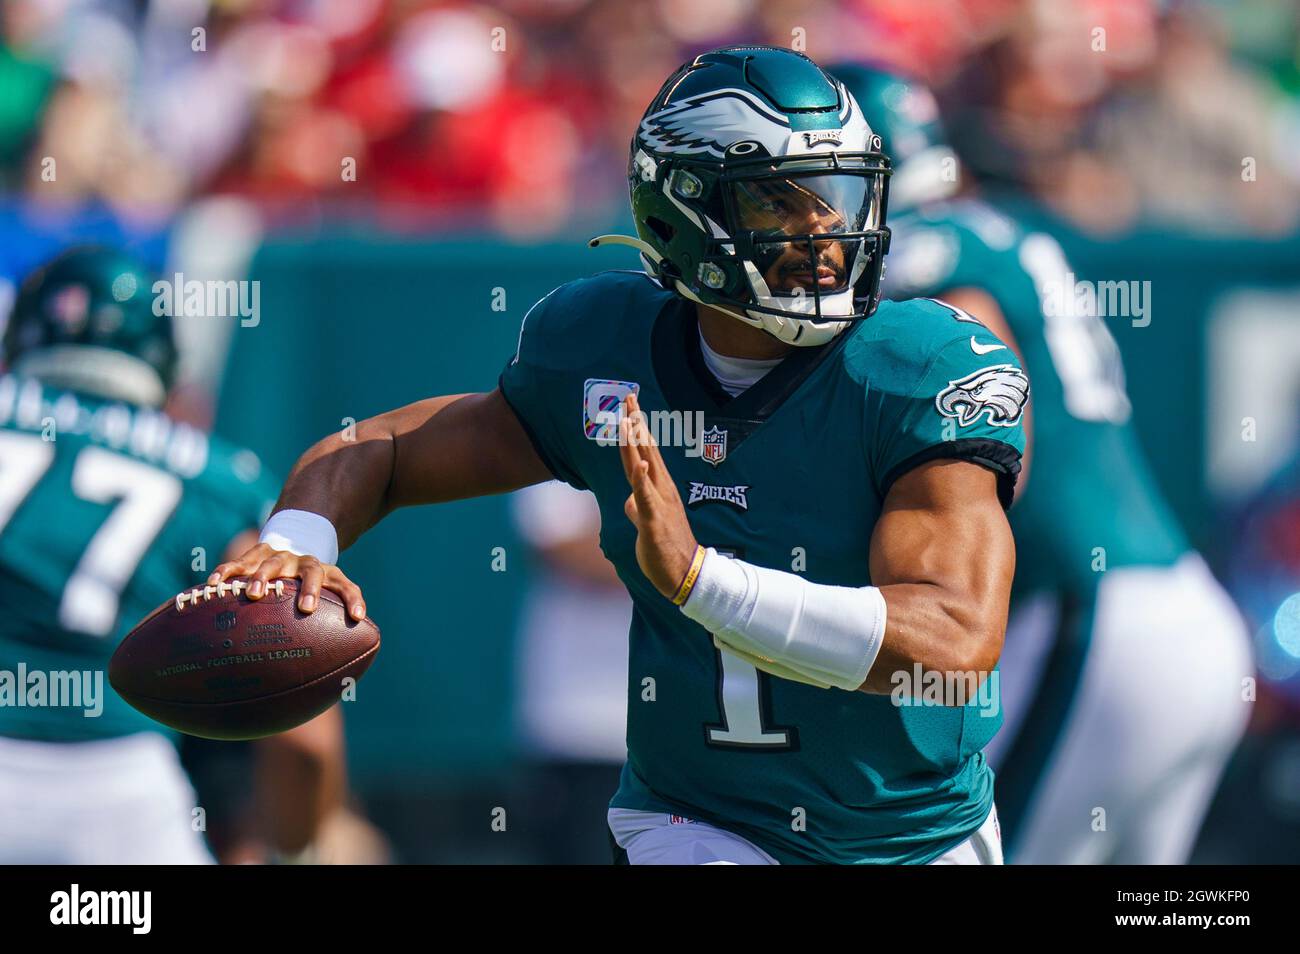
left=827, top=62, right=960, bottom=213
left=595, top=46, right=893, bottom=347
left=3, top=245, right=177, bottom=408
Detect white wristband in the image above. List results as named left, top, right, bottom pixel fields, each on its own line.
left=259, top=509, right=340, bottom=565
left=681, top=548, right=886, bottom=691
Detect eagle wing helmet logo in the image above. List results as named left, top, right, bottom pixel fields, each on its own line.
left=638, top=89, right=798, bottom=159
left=935, top=364, right=1029, bottom=427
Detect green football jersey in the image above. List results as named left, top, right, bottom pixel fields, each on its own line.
left=501, top=270, right=1027, bottom=864
left=0, top=375, right=278, bottom=741
left=883, top=199, right=1188, bottom=595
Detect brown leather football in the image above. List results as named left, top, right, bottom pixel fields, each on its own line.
left=110, top=577, right=380, bottom=741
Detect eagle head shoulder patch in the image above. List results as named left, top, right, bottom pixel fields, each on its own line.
left=935, top=364, right=1029, bottom=428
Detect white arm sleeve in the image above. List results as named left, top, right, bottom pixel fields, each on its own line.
left=710, top=633, right=838, bottom=690
left=258, top=509, right=340, bottom=565
left=680, top=548, right=886, bottom=691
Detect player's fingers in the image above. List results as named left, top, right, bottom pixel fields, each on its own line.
left=297, top=559, right=324, bottom=613
left=208, top=544, right=268, bottom=584
left=325, top=567, right=367, bottom=621
left=627, top=409, right=660, bottom=478
left=621, top=397, right=672, bottom=516
left=623, top=491, right=639, bottom=525
left=247, top=554, right=291, bottom=599
left=617, top=410, right=641, bottom=484
left=630, top=457, right=664, bottom=517
left=624, top=394, right=653, bottom=452
left=641, top=428, right=674, bottom=490
left=208, top=562, right=242, bottom=585
left=620, top=407, right=663, bottom=506
left=625, top=394, right=673, bottom=487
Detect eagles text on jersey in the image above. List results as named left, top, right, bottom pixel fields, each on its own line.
left=501, top=270, right=1027, bottom=864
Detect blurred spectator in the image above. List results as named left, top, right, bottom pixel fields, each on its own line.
left=941, top=0, right=1300, bottom=235
left=4, top=0, right=1296, bottom=239
left=511, top=480, right=630, bottom=864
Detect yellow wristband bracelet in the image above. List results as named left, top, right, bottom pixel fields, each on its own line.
left=671, top=545, right=707, bottom=606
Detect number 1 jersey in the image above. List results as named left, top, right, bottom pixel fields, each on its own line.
left=500, top=270, right=1027, bottom=864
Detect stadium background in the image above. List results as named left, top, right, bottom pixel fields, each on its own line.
left=2, top=0, right=1300, bottom=862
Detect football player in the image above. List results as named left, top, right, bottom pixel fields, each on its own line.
left=215, top=46, right=1028, bottom=865
left=836, top=62, right=1254, bottom=863
left=0, top=246, right=345, bottom=863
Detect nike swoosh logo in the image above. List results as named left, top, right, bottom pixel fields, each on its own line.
left=970, top=337, right=1006, bottom=355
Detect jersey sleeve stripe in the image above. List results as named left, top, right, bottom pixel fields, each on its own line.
left=878, top=437, right=1023, bottom=510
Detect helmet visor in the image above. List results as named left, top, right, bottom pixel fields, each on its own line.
left=727, top=170, right=884, bottom=299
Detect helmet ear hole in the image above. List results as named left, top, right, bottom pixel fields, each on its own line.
left=646, top=216, right=675, bottom=243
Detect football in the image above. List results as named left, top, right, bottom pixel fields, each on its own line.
left=109, top=578, right=380, bottom=741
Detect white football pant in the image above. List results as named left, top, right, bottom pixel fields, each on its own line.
left=608, top=804, right=1002, bottom=865
left=0, top=731, right=214, bottom=864
left=986, top=552, right=1253, bottom=864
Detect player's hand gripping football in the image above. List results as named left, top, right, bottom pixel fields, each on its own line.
left=618, top=392, right=700, bottom=600
left=208, top=544, right=367, bottom=621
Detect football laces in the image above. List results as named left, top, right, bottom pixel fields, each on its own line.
left=174, top=578, right=284, bottom=611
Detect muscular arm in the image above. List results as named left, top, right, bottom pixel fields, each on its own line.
left=618, top=392, right=1016, bottom=698
left=277, top=389, right=552, bottom=549
left=863, top=458, right=1015, bottom=695
left=212, top=388, right=552, bottom=614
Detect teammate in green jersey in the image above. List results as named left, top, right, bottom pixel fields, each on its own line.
left=837, top=61, right=1253, bottom=863
left=214, top=46, right=1027, bottom=865
left=0, top=246, right=344, bottom=862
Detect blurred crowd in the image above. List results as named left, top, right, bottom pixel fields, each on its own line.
left=3, top=0, right=1300, bottom=237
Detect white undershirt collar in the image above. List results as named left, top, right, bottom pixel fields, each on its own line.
left=698, top=329, right=783, bottom=397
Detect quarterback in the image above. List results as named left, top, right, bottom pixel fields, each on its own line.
left=217, top=46, right=1029, bottom=864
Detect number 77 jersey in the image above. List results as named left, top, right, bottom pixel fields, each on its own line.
left=500, top=270, right=1027, bottom=864
left=0, top=375, right=278, bottom=741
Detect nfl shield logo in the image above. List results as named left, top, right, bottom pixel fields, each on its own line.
left=701, top=425, right=728, bottom=466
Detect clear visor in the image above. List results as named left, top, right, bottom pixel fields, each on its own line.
left=728, top=172, right=885, bottom=298
left=731, top=172, right=883, bottom=236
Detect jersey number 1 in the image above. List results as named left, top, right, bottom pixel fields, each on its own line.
left=705, top=648, right=797, bottom=749
left=702, top=546, right=797, bottom=750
